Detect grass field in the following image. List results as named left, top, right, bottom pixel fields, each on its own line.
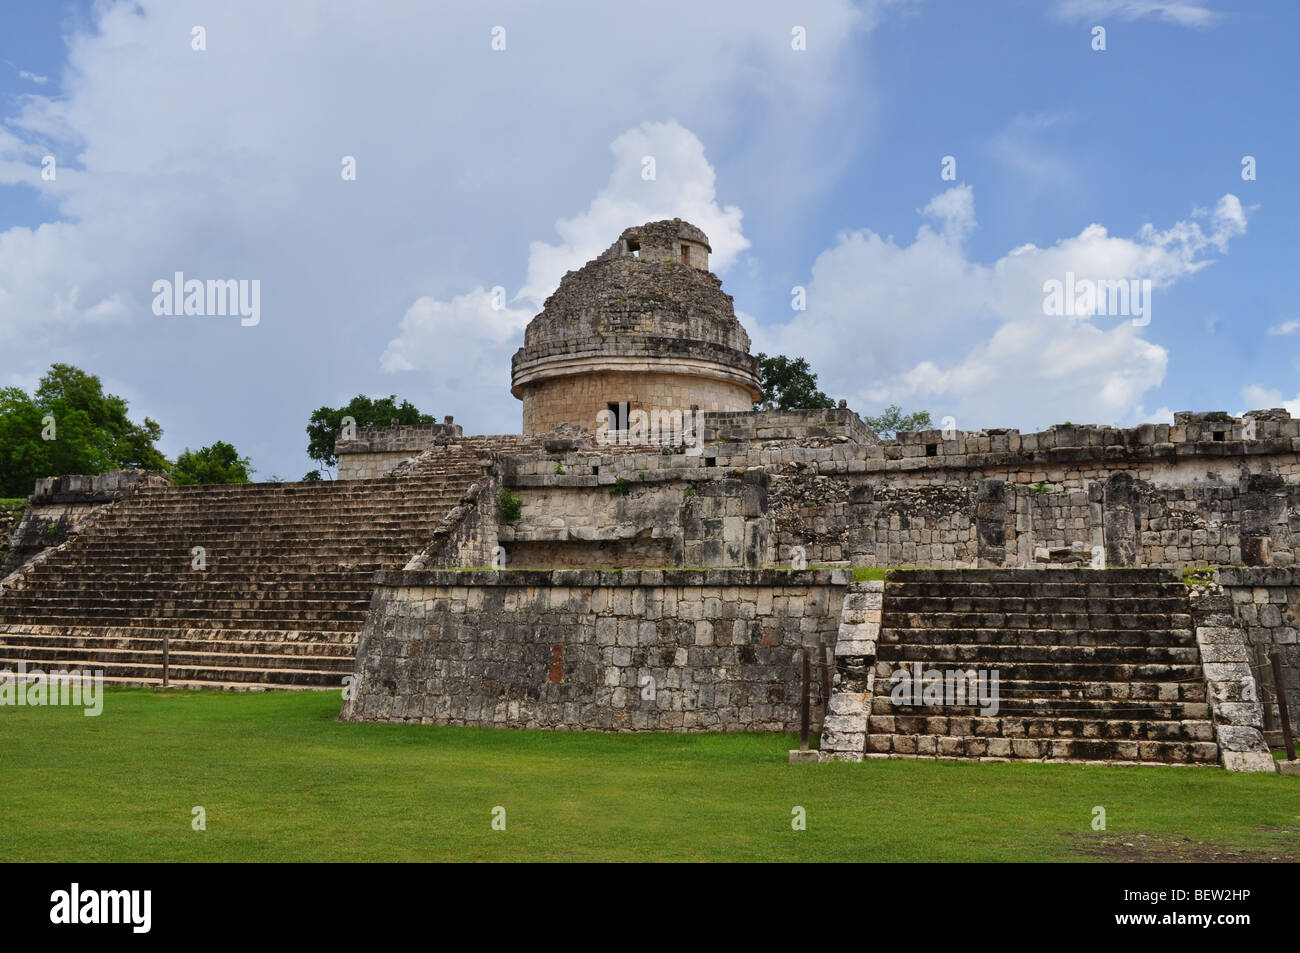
left=1, top=688, right=1297, bottom=862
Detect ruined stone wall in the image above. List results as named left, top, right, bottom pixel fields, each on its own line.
left=1, top=470, right=167, bottom=582
left=337, top=451, right=413, bottom=481
left=0, top=500, right=25, bottom=569
left=703, top=408, right=874, bottom=448
left=496, top=465, right=772, bottom=569
left=340, top=569, right=847, bottom=731
left=1216, top=568, right=1300, bottom=728
left=767, top=469, right=1293, bottom=570
left=336, top=422, right=462, bottom=480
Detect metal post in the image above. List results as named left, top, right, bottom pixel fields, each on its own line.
left=162, top=630, right=170, bottom=690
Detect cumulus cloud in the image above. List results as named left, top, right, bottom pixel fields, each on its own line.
left=1240, top=385, right=1300, bottom=418
left=379, top=122, right=748, bottom=419
left=379, top=288, right=533, bottom=410
left=0, top=0, right=873, bottom=476
left=752, top=186, right=1249, bottom=431
left=516, top=121, right=748, bottom=309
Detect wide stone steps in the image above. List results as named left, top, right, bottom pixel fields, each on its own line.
left=870, top=695, right=1212, bottom=719
left=887, top=581, right=1186, bottom=599
left=860, top=568, right=1218, bottom=765
left=0, top=655, right=347, bottom=688
left=868, top=735, right=1218, bottom=763
left=882, top=611, right=1192, bottom=630
left=0, top=628, right=357, bottom=655
left=1, top=643, right=354, bottom=672
left=0, top=443, right=488, bottom=688
left=880, top=627, right=1196, bottom=647
left=0, top=612, right=367, bottom=630
left=885, top=596, right=1190, bottom=613
left=0, top=623, right=359, bottom=644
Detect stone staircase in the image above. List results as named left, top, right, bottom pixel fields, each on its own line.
left=0, top=443, right=490, bottom=690
left=862, top=569, right=1220, bottom=764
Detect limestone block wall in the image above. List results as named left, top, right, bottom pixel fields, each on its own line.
left=1187, top=584, right=1277, bottom=772
left=818, top=581, right=883, bottom=761
left=337, top=451, right=414, bottom=481
left=496, top=467, right=772, bottom=569
left=518, top=369, right=755, bottom=436
left=703, top=408, right=875, bottom=448
left=1216, top=568, right=1300, bottom=727
left=340, top=568, right=849, bottom=731
left=336, top=422, right=462, bottom=479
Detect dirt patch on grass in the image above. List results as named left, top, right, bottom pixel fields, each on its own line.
left=1067, top=828, right=1300, bottom=862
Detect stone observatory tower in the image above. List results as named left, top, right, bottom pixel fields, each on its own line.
left=511, top=219, right=763, bottom=435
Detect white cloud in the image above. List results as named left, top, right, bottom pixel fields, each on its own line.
left=516, top=122, right=748, bottom=309
left=379, top=289, right=533, bottom=418
left=752, top=186, right=1249, bottom=431
left=4, top=61, right=49, bottom=85
left=987, top=112, right=1074, bottom=190
left=380, top=121, right=749, bottom=420
left=1269, top=320, right=1300, bottom=336
left=0, top=0, right=876, bottom=475
left=1240, top=385, right=1300, bottom=418
left=1051, top=0, right=1220, bottom=28
left=1131, top=405, right=1175, bottom=425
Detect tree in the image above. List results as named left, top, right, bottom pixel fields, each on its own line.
left=171, top=441, right=254, bottom=486
left=0, top=364, right=169, bottom=497
left=0, top=387, right=47, bottom=497
left=306, top=394, right=435, bottom=472
left=863, top=404, right=933, bottom=439
left=753, top=353, right=835, bottom=411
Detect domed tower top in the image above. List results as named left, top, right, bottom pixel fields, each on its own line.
left=511, top=219, right=762, bottom=435
left=612, top=218, right=712, bottom=271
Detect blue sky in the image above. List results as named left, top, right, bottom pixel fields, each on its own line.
left=0, top=0, right=1296, bottom=480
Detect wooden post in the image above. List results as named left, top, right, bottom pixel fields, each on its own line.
left=799, top=650, right=811, bottom=751
left=819, top=642, right=833, bottom=710
left=1256, top=644, right=1276, bottom=731
left=1269, top=652, right=1294, bottom=761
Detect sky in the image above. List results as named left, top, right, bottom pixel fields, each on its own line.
left=0, top=0, right=1296, bottom=480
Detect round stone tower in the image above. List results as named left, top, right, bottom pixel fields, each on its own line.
left=511, top=219, right=763, bottom=435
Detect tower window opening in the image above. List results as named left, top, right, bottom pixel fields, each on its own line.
left=627, top=239, right=640, bottom=259
left=608, top=401, right=629, bottom=432
left=680, top=244, right=690, bottom=265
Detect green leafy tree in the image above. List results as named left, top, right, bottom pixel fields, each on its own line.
left=0, top=387, right=47, bottom=497
left=863, top=404, right=933, bottom=439
left=0, top=364, right=169, bottom=497
left=306, top=394, right=435, bottom=472
left=171, top=441, right=254, bottom=486
left=753, top=353, right=835, bottom=411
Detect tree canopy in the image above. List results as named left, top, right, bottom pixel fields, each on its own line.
left=753, top=353, right=835, bottom=411
left=306, top=394, right=435, bottom=471
left=171, top=441, right=254, bottom=486
left=0, top=364, right=169, bottom=497
left=863, top=404, right=933, bottom=439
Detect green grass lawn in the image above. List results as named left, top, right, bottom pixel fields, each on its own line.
left=1, top=688, right=1297, bottom=862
